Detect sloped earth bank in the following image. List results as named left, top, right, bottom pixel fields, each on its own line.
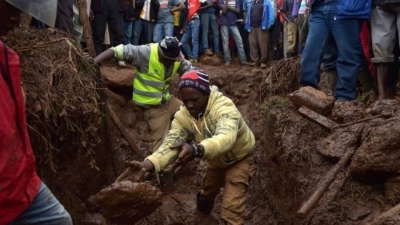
left=20, top=46, right=400, bottom=224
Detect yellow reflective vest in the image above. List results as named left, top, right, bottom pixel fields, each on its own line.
left=132, top=44, right=181, bottom=106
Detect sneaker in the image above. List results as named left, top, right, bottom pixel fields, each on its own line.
left=225, top=62, right=230, bottom=66
left=204, top=49, right=214, bottom=56
left=117, top=61, right=126, bottom=67
left=260, top=63, right=267, bottom=69
left=189, top=58, right=198, bottom=63
left=246, top=61, right=256, bottom=66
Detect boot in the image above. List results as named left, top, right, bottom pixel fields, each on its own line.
left=324, top=70, right=338, bottom=96
left=375, top=63, right=389, bottom=100
left=357, top=66, right=375, bottom=92
left=196, top=192, right=214, bottom=214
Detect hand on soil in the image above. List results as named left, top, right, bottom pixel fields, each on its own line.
left=169, top=142, right=195, bottom=168
left=116, top=161, right=148, bottom=182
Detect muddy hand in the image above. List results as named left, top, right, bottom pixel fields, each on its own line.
left=169, top=142, right=195, bottom=168
left=116, top=160, right=147, bottom=182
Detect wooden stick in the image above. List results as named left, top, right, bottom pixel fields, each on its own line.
left=78, top=0, right=96, bottom=57
left=334, top=115, right=383, bottom=129
left=106, top=103, right=142, bottom=157
left=296, top=145, right=357, bottom=218
left=366, top=203, right=400, bottom=225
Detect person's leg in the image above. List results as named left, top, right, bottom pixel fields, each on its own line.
left=10, top=182, right=72, bottom=225
left=220, top=154, right=256, bottom=225
left=55, top=0, right=74, bottom=33
left=144, top=20, right=155, bottom=44
left=220, top=25, right=231, bottom=63
left=286, top=22, right=297, bottom=57
left=200, top=167, right=226, bottom=210
left=201, top=13, right=210, bottom=52
left=72, top=12, right=83, bottom=43
left=248, top=28, right=260, bottom=63
left=107, top=1, right=124, bottom=47
left=164, top=22, right=175, bottom=37
left=259, top=29, right=269, bottom=64
left=92, top=10, right=108, bottom=55
left=229, top=25, right=247, bottom=63
left=123, top=21, right=133, bottom=45
left=181, top=22, right=195, bottom=59
left=209, top=13, right=221, bottom=54
left=298, top=13, right=308, bottom=54
left=132, top=19, right=143, bottom=45
left=330, top=15, right=364, bottom=100
left=153, top=23, right=164, bottom=43
left=300, top=4, right=329, bottom=89
left=191, top=19, right=200, bottom=59
left=143, top=96, right=182, bottom=152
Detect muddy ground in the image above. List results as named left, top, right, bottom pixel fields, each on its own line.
left=20, top=47, right=400, bottom=224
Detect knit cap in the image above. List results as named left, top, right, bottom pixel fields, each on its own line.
left=179, top=70, right=211, bottom=94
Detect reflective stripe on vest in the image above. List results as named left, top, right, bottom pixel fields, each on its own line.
left=132, top=44, right=181, bottom=106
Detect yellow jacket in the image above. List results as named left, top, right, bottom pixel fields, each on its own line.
left=146, top=86, right=255, bottom=173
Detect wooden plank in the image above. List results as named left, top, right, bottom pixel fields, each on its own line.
left=106, top=103, right=142, bottom=157
left=298, top=106, right=338, bottom=130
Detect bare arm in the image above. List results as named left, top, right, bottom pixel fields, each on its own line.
left=93, top=49, right=114, bottom=65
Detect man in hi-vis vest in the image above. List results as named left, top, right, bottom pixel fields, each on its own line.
left=94, top=36, right=193, bottom=152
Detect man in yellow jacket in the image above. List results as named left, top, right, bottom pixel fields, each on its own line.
left=94, top=36, right=193, bottom=152
left=128, top=70, right=256, bottom=225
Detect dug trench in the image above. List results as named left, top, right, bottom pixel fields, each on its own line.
left=9, top=28, right=400, bottom=224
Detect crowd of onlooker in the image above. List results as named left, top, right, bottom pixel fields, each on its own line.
left=36, top=0, right=400, bottom=102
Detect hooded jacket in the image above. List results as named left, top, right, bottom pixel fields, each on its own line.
left=146, top=86, right=255, bottom=172
left=244, top=0, right=274, bottom=32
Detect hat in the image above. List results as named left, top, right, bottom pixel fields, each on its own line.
left=158, top=36, right=183, bottom=61
left=179, top=70, right=211, bottom=94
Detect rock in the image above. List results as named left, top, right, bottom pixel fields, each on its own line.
left=101, top=66, right=134, bottom=88
left=350, top=116, right=400, bottom=181
left=95, top=181, right=162, bottom=224
left=346, top=206, right=371, bottom=221
left=288, top=86, right=336, bottom=115
left=332, top=100, right=366, bottom=124
left=200, top=55, right=221, bottom=66
left=385, top=176, right=400, bottom=205
left=366, top=99, right=399, bottom=117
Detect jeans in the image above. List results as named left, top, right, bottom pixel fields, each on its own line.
left=123, top=20, right=134, bottom=45
left=300, top=0, right=364, bottom=101
left=133, top=19, right=154, bottom=45
left=153, top=23, right=175, bottom=43
left=181, top=19, right=200, bottom=60
left=220, top=25, right=247, bottom=63
left=200, top=12, right=220, bottom=53
left=10, top=182, right=72, bottom=225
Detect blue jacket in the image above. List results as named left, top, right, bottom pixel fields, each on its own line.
left=311, top=0, right=372, bottom=19
left=243, top=0, right=274, bottom=32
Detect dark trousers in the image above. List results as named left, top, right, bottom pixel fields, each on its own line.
left=56, top=0, right=74, bottom=33
left=92, top=0, right=124, bottom=55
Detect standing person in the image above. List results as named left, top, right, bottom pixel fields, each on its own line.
left=295, top=0, right=309, bottom=55
left=0, top=2, right=72, bottom=224
left=123, top=0, right=135, bottom=45
left=153, top=0, right=185, bottom=42
left=280, top=0, right=298, bottom=58
left=126, top=70, right=256, bottom=225
left=244, top=0, right=274, bottom=68
left=181, top=0, right=204, bottom=62
left=300, top=0, right=370, bottom=102
left=56, top=0, right=74, bottom=32
left=199, top=0, right=221, bottom=56
left=133, top=0, right=160, bottom=45
left=173, top=0, right=185, bottom=40
left=218, top=0, right=249, bottom=65
left=91, top=0, right=126, bottom=67
left=370, top=0, right=400, bottom=99
left=94, top=36, right=193, bottom=152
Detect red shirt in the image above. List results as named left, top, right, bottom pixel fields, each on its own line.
left=0, top=41, right=41, bottom=224
left=187, top=0, right=201, bottom=21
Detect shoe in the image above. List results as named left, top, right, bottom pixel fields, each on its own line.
left=204, top=49, right=214, bottom=56
left=225, top=62, right=230, bottom=66
left=241, top=62, right=253, bottom=66
left=260, top=63, right=267, bottom=69
left=189, top=58, right=198, bottom=63
left=117, top=61, right=126, bottom=67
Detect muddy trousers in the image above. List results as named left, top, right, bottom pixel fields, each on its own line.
left=200, top=154, right=256, bottom=225
left=143, top=96, right=182, bottom=152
